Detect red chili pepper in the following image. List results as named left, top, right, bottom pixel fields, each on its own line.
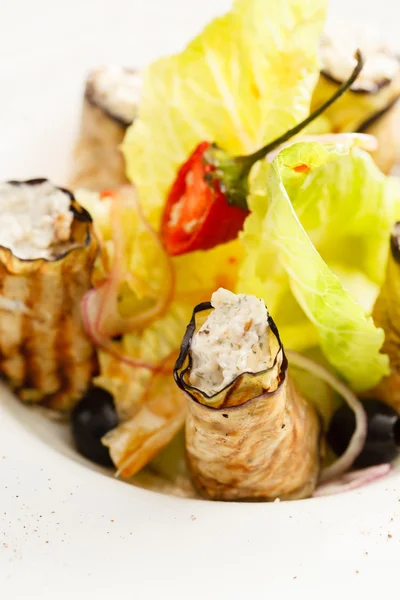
left=161, top=142, right=249, bottom=255
left=161, top=52, right=364, bottom=256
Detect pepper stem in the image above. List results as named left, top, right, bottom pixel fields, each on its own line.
left=237, top=50, right=364, bottom=170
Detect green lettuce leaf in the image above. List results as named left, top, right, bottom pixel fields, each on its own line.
left=123, top=0, right=328, bottom=225
left=238, top=142, right=395, bottom=391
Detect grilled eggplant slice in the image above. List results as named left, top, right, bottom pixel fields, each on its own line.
left=70, top=67, right=142, bottom=191
left=372, top=223, right=400, bottom=411
left=0, top=179, right=98, bottom=410
left=174, top=289, right=320, bottom=501
left=359, top=99, right=400, bottom=174
left=312, top=25, right=400, bottom=172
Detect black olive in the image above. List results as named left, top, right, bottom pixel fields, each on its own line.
left=71, top=387, right=119, bottom=467
left=327, top=398, right=400, bottom=469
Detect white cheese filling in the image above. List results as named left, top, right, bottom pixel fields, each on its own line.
left=0, top=181, right=74, bottom=260
left=320, top=23, right=399, bottom=92
left=189, top=288, right=271, bottom=396
left=90, top=66, right=142, bottom=124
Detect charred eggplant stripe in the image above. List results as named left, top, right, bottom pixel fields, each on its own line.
left=69, top=203, right=93, bottom=224
left=220, top=378, right=241, bottom=409
left=37, top=261, right=63, bottom=398
left=358, top=96, right=400, bottom=132
left=8, top=178, right=50, bottom=187
left=320, top=69, right=393, bottom=95
left=0, top=274, right=5, bottom=364
left=63, top=263, right=93, bottom=405
left=53, top=260, right=72, bottom=403
left=390, top=225, right=400, bottom=264
left=85, top=82, right=132, bottom=129
left=0, top=240, right=94, bottom=265
left=173, top=300, right=288, bottom=411
left=173, top=301, right=212, bottom=378
left=0, top=274, right=30, bottom=388
left=21, top=266, right=41, bottom=390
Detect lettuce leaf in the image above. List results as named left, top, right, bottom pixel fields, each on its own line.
left=123, top=0, right=328, bottom=226
left=238, top=142, right=395, bottom=391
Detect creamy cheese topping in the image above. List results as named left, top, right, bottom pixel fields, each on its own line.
left=90, top=66, right=142, bottom=124
left=0, top=181, right=74, bottom=260
left=189, top=288, right=271, bottom=396
left=320, top=24, right=399, bottom=91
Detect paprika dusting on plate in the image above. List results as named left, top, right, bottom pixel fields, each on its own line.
left=161, top=51, right=364, bottom=256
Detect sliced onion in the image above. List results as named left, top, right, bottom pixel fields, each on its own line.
left=286, top=350, right=368, bottom=483
left=85, top=186, right=175, bottom=339
left=81, top=290, right=169, bottom=373
left=266, top=133, right=378, bottom=162
left=313, top=464, right=391, bottom=497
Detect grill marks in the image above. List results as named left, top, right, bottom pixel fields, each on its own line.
left=46, top=251, right=98, bottom=410
left=0, top=271, right=32, bottom=394
left=0, top=274, right=5, bottom=367
left=51, top=257, right=73, bottom=408
left=0, top=208, right=99, bottom=410
left=21, top=266, right=42, bottom=394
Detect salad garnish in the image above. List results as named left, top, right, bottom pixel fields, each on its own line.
left=286, top=350, right=367, bottom=482
left=123, top=0, right=329, bottom=227
left=81, top=186, right=175, bottom=343
left=161, top=52, right=364, bottom=255
left=239, top=141, right=396, bottom=391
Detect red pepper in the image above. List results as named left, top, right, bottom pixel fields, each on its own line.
left=161, top=52, right=363, bottom=256
left=161, top=142, right=249, bottom=255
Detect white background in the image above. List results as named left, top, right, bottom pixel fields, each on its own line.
left=1, top=1, right=400, bottom=598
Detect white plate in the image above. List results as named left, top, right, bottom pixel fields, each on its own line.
left=1, top=0, right=400, bottom=597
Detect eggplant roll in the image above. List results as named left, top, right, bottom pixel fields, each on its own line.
left=70, top=67, right=142, bottom=191
left=359, top=100, right=400, bottom=174
left=0, top=179, right=98, bottom=410
left=174, top=289, right=320, bottom=501
left=372, top=223, right=400, bottom=412
left=312, top=25, right=400, bottom=172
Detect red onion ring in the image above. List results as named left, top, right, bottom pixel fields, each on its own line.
left=286, top=350, right=368, bottom=482
left=313, top=464, right=391, bottom=497
left=85, top=186, right=175, bottom=340
left=81, top=291, right=169, bottom=372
